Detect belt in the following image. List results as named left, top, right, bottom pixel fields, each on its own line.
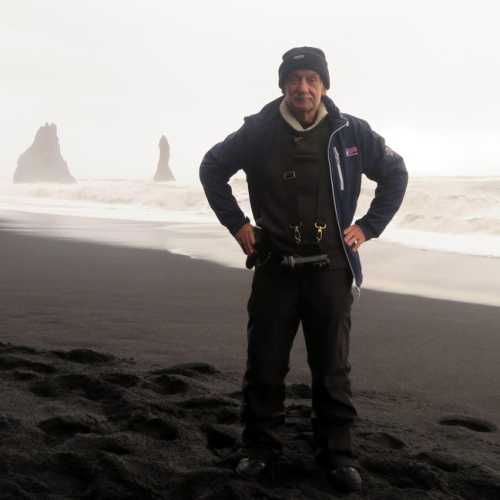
left=248, top=250, right=331, bottom=270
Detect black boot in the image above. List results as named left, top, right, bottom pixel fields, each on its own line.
left=235, top=443, right=281, bottom=478
left=328, top=466, right=362, bottom=493
left=316, top=449, right=362, bottom=493
left=236, top=455, right=268, bottom=478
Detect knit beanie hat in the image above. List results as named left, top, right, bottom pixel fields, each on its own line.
left=278, top=47, right=330, bottom=89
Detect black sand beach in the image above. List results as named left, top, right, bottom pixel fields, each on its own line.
left=1, top=225, right=500, bottom=499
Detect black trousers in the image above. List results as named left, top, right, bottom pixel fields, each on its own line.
left=241, top=262, right=356, bottom=459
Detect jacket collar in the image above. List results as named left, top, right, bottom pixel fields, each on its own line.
left=279, top=99, right=328, bottom=132
left=322, top=95, right=348, bottom=130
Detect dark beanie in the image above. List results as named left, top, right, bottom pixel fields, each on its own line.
left=278, top=46, right=330, bottom=89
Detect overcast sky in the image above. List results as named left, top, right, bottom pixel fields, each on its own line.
left=1, top=0, right=499, bottom=182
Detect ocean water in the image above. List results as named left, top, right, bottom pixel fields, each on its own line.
left=0, top=176, right=499, bottom=259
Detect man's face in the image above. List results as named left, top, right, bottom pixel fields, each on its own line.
left=283, top=69, right=326, bottom=116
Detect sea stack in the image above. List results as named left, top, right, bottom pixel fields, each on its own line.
left=153, top=135, right=175, bottom=182
left=14, top=123, right=76, bottom=183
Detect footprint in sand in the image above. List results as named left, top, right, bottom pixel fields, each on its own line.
left=101, top=372, right=140, bottom=388
left=152, top=362, right=219, bottom=378
left=417, top=451, right=461, bottom=472
left=362, top=456, right=443, bottom=490
left=438, top=415, right=497, bottom=433
left=0, top=344, right=38, bottom=355
left=0, top=354, right=56, bottom=374
left=359, top=431, right=407, bottom=450
left=38, top=414, right=105, bottom=439
left=152, top=374, right=191, bottom=395
left=51, top=349, right=115, bottom=364
left=179, top=396, right=240, bottom=410
left=30, top=373, right=123, bottom=401
left=126, top=414, right=180, bottom=441
left=63, top=434, right=132, bottom=456
left=0, top=414, right=21, bottom=432
left=13, top=369, right=41, bottom=381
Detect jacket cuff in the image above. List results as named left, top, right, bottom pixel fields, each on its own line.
left=228, top=216, right=250, bottom=237
left=354, top=218, right=377, bottom=241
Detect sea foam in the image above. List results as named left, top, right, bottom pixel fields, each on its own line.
left=1, top=176, right=499, bottom=258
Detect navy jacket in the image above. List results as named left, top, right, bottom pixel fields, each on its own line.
left=199, top=96, right=408, bottom=288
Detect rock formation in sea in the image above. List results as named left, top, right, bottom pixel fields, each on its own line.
left=153, top=135, right=175, bottom=182
left=13, top=123, right=76, bottom=183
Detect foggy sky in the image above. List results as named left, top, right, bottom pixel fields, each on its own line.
left=1, top=0, right=499, bottom=182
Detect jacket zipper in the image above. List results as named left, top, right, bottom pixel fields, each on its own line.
left=333, top=146, right=344, bottom=191
left=327, top=119, right=361, bottom=296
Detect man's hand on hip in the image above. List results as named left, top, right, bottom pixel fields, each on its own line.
left=235, top=223, right=256, bottom=255
left=343, top=224, right=366, bottom=252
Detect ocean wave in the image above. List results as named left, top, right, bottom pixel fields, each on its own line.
left=358, top=177, right=500, bottom=237
left=0, top=179, right=212, bottom=212
left=1, top=177, right=499, bottom=256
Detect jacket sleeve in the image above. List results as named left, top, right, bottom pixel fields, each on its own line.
left=199, top=123, right=251, bottom=236
left=354, top=120, right=408, bottom=240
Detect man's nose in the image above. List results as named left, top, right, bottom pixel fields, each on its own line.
left=297, top=78, right=308, bottom=91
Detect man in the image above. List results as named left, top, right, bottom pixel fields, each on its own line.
left=200, top=47, right=407, bottom=493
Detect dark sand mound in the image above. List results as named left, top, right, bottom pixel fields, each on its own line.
left=1, top=342, right=499, bottom=499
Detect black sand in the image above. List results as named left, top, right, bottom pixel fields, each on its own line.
left=1, top=226, right=499, bottom=499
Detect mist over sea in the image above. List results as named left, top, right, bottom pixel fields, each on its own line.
left=1, top=176, right=499, bottom=259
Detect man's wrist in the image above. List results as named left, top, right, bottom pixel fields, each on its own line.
left=354, top=220, right=374, bottom=241
left=229, top=216, right=251, bottom=237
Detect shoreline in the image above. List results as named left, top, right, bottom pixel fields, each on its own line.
left=1, top=209, right=499, bottom=308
